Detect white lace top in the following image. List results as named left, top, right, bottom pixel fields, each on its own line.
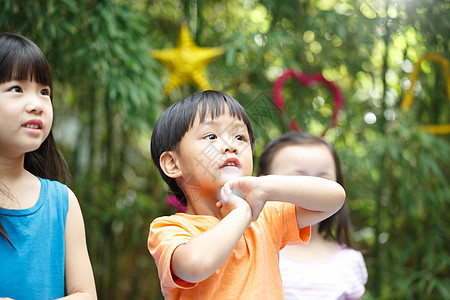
left=279, top=245, right=368, bottom=300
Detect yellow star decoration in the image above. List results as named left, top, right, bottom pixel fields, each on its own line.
left=152, top=24, right=224, bottom=96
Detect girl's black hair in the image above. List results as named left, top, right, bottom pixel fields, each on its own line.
left=0, top=33, right=70, bottom=247
left=151, top=90, right=255, bottom=206
left=257, top=131, right=355, bottom=248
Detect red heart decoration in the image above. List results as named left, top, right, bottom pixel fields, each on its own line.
left=272, top=68, right=344, bottom=136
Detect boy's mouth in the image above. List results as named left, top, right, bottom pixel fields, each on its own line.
left=220, top=157, right=240, bottom=168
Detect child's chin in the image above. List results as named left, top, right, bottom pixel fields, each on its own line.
left=218, top=169, right=243, bottom=183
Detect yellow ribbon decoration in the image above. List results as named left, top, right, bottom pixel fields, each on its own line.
left=152, top=24, right=224, bottom=96
left=401, top=53, right=450, bottom=134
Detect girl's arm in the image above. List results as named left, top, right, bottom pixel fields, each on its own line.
left=224, top=175, right=346, bottom=229
left=59, top=189, right=97, bottom=300
left=170, top=189, right=252, bottom=283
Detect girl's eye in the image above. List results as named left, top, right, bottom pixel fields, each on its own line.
left=205, top=134, right=217, bottom=140
left=40, top=88, right=51, bottom=96
left=9, top=86, right=22, bottom=93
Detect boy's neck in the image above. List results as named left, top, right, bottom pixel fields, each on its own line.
left=179, top=181, right=223, bottom=217
left=185, top=194, right=222, bottom=219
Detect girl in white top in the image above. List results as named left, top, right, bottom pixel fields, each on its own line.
left=258, top=131, right=368, bottom=300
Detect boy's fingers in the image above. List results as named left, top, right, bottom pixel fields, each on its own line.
left=219, top=187, right=229, bottom=203
left=220, top=184, right=235, bottom=203
left=224, top=183, right=233, bottom=195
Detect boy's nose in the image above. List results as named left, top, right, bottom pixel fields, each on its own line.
left=222, top=138, right=238, bottom=154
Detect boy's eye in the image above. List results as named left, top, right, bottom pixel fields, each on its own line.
left=9, top=86, right=22, bottom=93
left=205, top=134, right=217, bottom=140
left=236, top=135, right=247, bottom=142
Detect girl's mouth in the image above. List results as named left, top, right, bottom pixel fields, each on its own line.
left=22, top=119, right=43, bottom=133
left=22, top=119, right=43, bottom=129
left=24, top=123, right=41, bottom=129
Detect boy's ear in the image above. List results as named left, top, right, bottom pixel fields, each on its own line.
left=160, top=151, right=183, bottom=178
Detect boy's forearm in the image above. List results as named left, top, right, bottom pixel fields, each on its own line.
left=262, top=175, right=345, bottom=228
left=171, top=205, right=251, bottom=283
left=263, top=175, right=345, bottom=211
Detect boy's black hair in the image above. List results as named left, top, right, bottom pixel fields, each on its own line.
left=151, top=90, right=255, bottom=206
left=257, top=131, right=355, bottom=249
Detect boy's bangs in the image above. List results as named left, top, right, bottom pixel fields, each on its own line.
left=195, top=93, right=247, bottom=125
left=189, top=91, right=255, bottom=148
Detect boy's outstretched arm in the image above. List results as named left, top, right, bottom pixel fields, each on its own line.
left=170, top=190, right=252, bottom=283
left=224, top=175, right=346, bottom=229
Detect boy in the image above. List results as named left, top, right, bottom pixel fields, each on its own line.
left=148, top=90, right=345, bottom=299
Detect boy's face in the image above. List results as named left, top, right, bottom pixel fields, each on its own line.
left=172, top=107, right=253, bottom=199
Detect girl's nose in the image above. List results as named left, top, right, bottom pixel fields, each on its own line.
left=26, top=94, right=44, bottom=114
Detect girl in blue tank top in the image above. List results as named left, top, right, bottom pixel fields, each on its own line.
left=0, top=33, right=97, bottom=300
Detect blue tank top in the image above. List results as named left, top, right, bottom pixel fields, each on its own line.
left=0, top=177, right=69, bottom=299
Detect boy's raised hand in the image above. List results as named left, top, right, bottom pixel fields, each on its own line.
left=219, top=176, right=268, bottom=222
left=217, top=184, right=251, bottom=220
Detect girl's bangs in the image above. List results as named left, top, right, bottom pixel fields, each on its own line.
left=0, top=48, right=52, bottom=88
left=11, top=55, right=52, bottom=87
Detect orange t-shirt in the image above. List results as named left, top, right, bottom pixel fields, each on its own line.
left=148, top=202, right=310, bottom=299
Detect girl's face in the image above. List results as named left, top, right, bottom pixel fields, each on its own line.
left=0, top=79, right=53, bottom=158
left=269, top=144, right=336, bottom=182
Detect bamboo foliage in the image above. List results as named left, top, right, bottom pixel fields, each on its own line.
left=1, top=0, right=448, bottom=299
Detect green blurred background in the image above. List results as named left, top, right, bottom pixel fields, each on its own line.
left=1, top=0, right=449, bottom=299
